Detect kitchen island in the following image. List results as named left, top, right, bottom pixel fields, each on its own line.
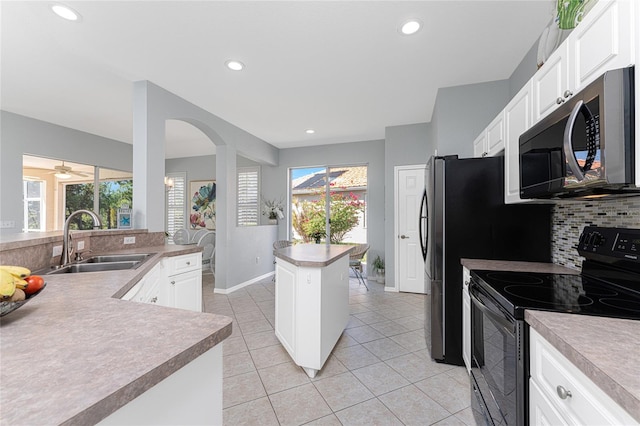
left=0, top=245, right=232, bottom=425
left=273, top=244, right=353, bottom=378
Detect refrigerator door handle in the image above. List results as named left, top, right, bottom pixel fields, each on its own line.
left=419, top=189, right=428, bottom=261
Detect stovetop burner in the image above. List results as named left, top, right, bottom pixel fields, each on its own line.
left=503, top=285, right=594, bottom=308
left=600, top=299, right=640, bottom=313
left=485, top=272, right=544, bottom=285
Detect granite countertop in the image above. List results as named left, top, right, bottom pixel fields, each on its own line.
left=274, top=244, right=354, bottom=267
left=461, top=258, right=580, bottom=275
left=526, top=311, right=640, bottom=422
left=0, top=245, right=232, bottom=426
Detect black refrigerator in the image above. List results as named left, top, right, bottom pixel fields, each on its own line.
left=419, top=155, right=551, bottom=366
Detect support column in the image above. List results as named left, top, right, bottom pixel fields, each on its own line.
left=132, top=81, right=166, bottom=232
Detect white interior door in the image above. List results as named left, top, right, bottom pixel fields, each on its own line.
left=395, top=165, right=426, bottom=293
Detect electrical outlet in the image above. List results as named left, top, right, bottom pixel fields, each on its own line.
left=0, top=220, right=15, bottom=229
left=77, top=240, right=85, bottom=251
left=52, top=245, right=63, bottom=257
left=124, top=236, right=136, bottom=245
left=255, top=256, right=260, bottom=264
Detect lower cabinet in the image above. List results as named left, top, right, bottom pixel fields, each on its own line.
left=122, top=253, right=202, bottom=313
left=529, top=328, right=637, bottom=425
left=164, top=253, right=202, bottom=312
left=274, top=255, right=349, bottom=378
left=167, top=269, right=202, bottom=312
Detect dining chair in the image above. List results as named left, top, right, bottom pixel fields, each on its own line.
left=172, top=228, right=190, bottom=245
left=349, top=243, right=370, bottom=290
left=197, top=231, right=216, bottom=276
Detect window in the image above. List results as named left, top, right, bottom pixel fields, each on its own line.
left=237, top=167, right=259, bottom=226
left=290, top=165, right=367, bottom=244
left=64, top=178, right=133, bottom=229
left=23, top=180, right=45, bottom=232
left=166, top=172, right=186, bottom=243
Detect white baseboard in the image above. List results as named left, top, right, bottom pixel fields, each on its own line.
left=213, top=271, right=275, bottom=294
left=384, top=285, right=399, bottom=293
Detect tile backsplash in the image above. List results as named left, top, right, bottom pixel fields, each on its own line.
left=552, top=198, right=640, bottom=270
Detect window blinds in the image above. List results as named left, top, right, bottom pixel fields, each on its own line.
left=237, top=167, right=259, bottom=226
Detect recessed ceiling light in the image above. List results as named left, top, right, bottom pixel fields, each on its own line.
left=51, top=3, right=81, bottom=22
left=400, top=19, right=422, bottom=35
left=305, top=129, right=315, bottom=134
left=225, top=60, right=245, bottom=71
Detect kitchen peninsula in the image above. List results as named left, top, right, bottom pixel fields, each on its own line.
left=273, top=244, right=353, bottom=378
left=0, top=239, right=232, bottom=425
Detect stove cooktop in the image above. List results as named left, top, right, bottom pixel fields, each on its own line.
left=471, top=270, right=640, bottom=321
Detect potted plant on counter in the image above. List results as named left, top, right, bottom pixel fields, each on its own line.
left=372, top=255, right=385, bottom=283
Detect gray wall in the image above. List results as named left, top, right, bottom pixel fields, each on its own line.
left=508, top=42, right=539, bottom=98
left=261, top=140, right=385, bottom=270
left=384, top=123, right=431, bottom=289
left=0, top=111, right=133, bottom=236
left=431, top=80, right=511, bottom=158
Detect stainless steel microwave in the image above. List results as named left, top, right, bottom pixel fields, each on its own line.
left=519, top=66, right=635, bottom=199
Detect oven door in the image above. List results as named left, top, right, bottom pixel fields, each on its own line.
left=470, top=281, right=523, bottom=426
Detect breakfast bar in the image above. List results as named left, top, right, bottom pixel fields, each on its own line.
left=273, top=244, right=353, bottom=378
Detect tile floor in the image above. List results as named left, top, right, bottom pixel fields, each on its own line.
left=202, top=272, right=479, bottom=426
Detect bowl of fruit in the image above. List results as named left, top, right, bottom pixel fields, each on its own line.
left=0, top=266, right=46, bottom=317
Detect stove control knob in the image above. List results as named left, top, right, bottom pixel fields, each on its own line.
left=592, top=233, right=605, bottom=247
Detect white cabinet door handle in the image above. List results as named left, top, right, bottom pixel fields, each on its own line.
left=556, top=385, right=572, bottom=399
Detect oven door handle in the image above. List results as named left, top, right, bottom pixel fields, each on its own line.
left=470, top=289, right=515, bottom=336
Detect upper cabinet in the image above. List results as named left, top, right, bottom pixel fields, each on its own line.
left=532, top=45, right=570, bottom=123
left=473, top=112, right=505, bottom=158
left=533, top=0, right=634, bottom=123
left=504, top=83, right=533, bottom=204
left=473, top=0, right=636, bottom=204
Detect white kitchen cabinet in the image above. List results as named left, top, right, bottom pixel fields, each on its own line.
left=473, top=132, right=487, bottom=158
left=569, top=0, right=634, bottom=91
left=472, top=113, right=505, bottom=158
left=275, top=251, right=349, bottom=378
left=504, top=82, right=533, bottom=204
left=462, top=267, right=471, bottom=374
left=164, top=253, right=202, bottom=313
left=533, top=0, right=634, bottom=123
left=532, top=44, right=570, bottom=122
left=529, top=328, right=637, bottom=425
left=122, top=262, right=169, bottom=307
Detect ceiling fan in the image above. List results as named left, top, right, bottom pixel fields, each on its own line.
left=48, top=162, right=90, bottom=179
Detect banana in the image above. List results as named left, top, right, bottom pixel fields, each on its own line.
left=0, top=265, right=31, bottom=279
left=14, top=278, right=28, bottom=290
left=0, top=270, right=17, bottom=298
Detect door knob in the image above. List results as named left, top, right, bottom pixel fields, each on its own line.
left=400, top=235, right=409, bottom=239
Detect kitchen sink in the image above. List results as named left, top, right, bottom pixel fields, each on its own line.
left=46, top=261, right=142, bottom=274
left=40, top=253, right=155, bottom=275
left=83, top=253, right=153, bottom=263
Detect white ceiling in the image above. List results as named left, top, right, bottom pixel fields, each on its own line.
left=2, top=1, right=553, bottom=159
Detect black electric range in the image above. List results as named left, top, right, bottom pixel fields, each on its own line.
left=471, top=226, right=640, bottom=321
left=468, top=226, right=640, bottom=426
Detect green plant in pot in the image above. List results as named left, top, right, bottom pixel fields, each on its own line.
left=372, top=255, right=385, bottom=283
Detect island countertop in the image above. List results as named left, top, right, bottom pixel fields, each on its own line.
left=274, top=244, right=354, bottom=267
left=0, top=245, right=232, bottom=426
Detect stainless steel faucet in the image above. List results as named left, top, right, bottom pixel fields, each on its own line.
left=61, top=209, right=102, bottom=266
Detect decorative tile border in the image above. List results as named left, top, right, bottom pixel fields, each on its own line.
left=552, top=198, right=640, bottom=270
